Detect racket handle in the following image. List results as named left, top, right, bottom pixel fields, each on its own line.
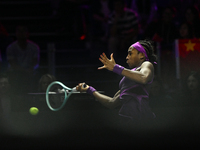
left=82, top=83, right=87, bottom=88
left=72, top=83, right=87, bottom=92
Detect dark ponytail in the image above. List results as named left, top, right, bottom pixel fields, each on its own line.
left=138, top=39, right=157, bottom=64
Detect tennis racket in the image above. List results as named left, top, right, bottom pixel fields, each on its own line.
left=46, top=81, right=86, bottom=111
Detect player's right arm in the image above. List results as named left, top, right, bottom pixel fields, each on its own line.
left=76, top=83, right=121, bottom=109
left=93, top=90, right=121, bottom=109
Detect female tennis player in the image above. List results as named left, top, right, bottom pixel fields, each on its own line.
left=76, top=39, right=157, bottom=124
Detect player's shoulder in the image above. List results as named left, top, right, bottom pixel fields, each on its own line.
left=141, top=61, right=154, bottom=68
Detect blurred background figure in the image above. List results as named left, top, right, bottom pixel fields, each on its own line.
left=183, top=6, right=200, bottom=38
left=38, top=73, right=57, bottom=92
left=107, top=0, right=139, bottom=63
left=176, top=71, right=200, bottom=107
left=144, top=6, right=179, bottom=48
left=86, top=0, right=112, bottom=58
left=149, top=76, right=174, bottom=109
left=144, top=6, right=179, bottom=91
left=0, top=22, right=13, bottom=73
left=6, top=25, right=40, bottom=94
left=0, top=73, right=11, bottom=114
left=128, top=0, right=158, bottom=37
left=90, top=0, right=112, bottom=42
left=178, top=21, right=194, bottom=39
left=56, top=0, right=89, bottom=39
left=149, top=75, right=175, bottom=124
left=38, top=73, right=62, bottom=108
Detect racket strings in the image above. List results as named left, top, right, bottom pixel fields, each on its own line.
left=46, top=81, right=74, bottom=111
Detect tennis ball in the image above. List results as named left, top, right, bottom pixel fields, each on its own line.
left=29, top=107, right=39, bottom=115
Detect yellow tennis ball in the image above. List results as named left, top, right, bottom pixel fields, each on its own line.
left=29, top=107, right=39, bottom=115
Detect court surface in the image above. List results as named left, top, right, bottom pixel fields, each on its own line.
left=0, top=93, right=200, bottom=149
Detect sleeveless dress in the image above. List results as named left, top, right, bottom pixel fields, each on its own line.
left=118, top=67, right=156, bottom=121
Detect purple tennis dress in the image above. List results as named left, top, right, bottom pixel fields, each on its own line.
left=118, top=68, right=155, bottom=120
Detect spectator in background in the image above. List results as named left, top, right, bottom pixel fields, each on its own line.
left=144, top=6, right=179, bottom=48
left=0, top=73, right=11, bottom=114
left=38, top=73, right=57, bottom=92
left=38, top=73, right=63, bottom=108
left=144, top=6, right=179, bottom=91
left=128, top=0, right=158, bottom=36
left=6, top=25, right=40, bottom=94
left=148, top=75, right=174, bottom=124
left=183, top=6, right=200, bottom=38
left=88, top=0, right=112, bottom=58
left=6, top=25, right=40, bottom=73
left=178, top=21, right=194, bottom=39
left=165, top=0, right=198, bottom=24
left=107, top=0, right=139, bottom=63
left=56, top=0, right=89, bottom=39
left=0, top=22, right=13, bottom=72
left=90, top=0, right=112, bottom=41
left=149, top=76, right=174, bottom=109
left=170, top=71, right=200, bottom=126
left=176, top=71, right=200, bottom=107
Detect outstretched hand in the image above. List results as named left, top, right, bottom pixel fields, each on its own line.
left=98, top=53, right=116, bottom=71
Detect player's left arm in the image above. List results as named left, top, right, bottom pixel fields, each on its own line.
left=98, top=53, right=154, bottom=84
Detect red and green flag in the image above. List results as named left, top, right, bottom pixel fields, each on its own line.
left=176, top=39, right=200, bottom=80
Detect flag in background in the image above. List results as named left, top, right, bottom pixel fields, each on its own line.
left=177, top=39, right=200, bottom=80
left=178, top=39, right=200, bottom=58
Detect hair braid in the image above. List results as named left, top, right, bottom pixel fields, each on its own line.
left=138, top=39, right=157, bottom=64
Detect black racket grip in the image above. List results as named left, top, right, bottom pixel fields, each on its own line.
left=82, top=83, right=87, bottom=88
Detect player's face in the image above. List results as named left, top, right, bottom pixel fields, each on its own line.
left=126, top=47, right=143, bottom=68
